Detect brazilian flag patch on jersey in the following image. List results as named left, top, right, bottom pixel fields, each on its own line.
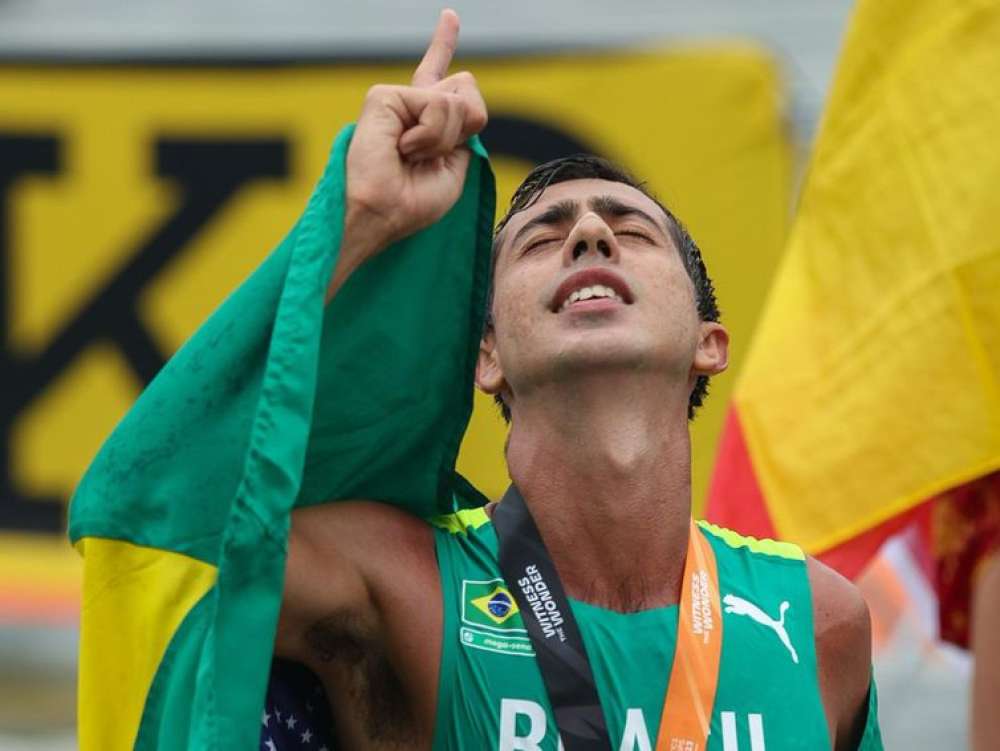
left=460, top=579, right=534, bottom=656
left=470, top=583, right=520, bottom=625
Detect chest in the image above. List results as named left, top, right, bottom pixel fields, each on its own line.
left=434, top=581, right=828, bottom=750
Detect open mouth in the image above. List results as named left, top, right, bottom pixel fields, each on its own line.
left=551, top=268, right=634, bottom=313
left=558, top=284, right=623, bottom=312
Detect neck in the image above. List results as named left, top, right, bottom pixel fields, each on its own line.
left=504, top=372, right=693, bottom=612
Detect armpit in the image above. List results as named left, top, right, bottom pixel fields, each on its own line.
left=303, top=612, right=415, bottom=743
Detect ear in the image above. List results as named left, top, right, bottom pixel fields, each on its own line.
left=692, top=322, right=729, bottom=377
left=476, top=328, right=507, bottom=395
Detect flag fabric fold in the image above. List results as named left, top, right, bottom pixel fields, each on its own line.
left=69, top=124, right=496, bottom=750
left=708, top=0, right=1000, bottom=576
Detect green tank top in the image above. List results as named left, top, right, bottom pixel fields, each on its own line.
left=430, top=509, right=883, bottom=750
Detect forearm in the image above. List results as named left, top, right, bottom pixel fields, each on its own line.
left=324, top=199, right=391, bottom=303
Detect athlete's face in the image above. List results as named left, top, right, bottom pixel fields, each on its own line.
left=477, top=178, right=728, bottom=413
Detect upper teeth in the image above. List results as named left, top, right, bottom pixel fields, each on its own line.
left=560, top=284, right=623, bottom=311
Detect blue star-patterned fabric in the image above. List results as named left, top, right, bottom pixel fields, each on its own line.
left=261, top=659, right=337, bottom=750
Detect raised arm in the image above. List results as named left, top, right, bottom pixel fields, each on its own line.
left=326, top=8, right=488, bottom=302
left=274, top=4, right=485, bottom=688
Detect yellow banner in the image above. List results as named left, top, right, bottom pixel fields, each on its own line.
left=0, top=49, right=790, bottom=621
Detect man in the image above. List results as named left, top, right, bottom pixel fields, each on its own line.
left=267, top=10, right=879, bottom=751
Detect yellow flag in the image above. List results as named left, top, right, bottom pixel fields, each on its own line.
left=709, top=0, right=1000, bottom=561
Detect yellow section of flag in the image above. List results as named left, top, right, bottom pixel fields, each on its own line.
left=735, top=0, right=1000, bottom=551
left=76, top=538, right=216, bottom=750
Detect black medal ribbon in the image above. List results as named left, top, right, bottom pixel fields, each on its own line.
left=492, top=484, right=613, bottom=751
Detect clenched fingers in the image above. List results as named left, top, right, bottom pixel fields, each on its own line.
left=433, top=70, right=488, bottom=139
left=398, top=91, right=468, bottom=161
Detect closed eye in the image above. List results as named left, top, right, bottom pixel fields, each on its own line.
left=523, top=236, right=562, bottom=254
left=615, top=230, right=654, bottom=243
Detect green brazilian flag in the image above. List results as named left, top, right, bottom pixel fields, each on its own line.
left=68, top=124, right=496, bottom=750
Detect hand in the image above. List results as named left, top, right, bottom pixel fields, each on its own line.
left=329, top=9, right=488, bottom=298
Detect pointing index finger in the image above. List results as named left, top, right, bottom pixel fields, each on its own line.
left=412, top=9, right=459, bottom=87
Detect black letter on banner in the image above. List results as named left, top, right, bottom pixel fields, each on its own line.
left=0, top=135, right=288, bottom=533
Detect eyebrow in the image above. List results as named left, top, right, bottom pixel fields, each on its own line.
left=589, top=195, right=669, bottom=236
left=508, top=195, right=668, bottom=250
left=509, top=199, right=579, bottom=249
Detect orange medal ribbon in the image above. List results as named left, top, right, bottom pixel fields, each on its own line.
left=654, top=520, right=723, bottom=751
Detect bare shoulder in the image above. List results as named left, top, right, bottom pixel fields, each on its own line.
left=291, top=500, right=435, bottom=565
left=807, top=556, right=870, bottom=657
left=289, top=500, right=439, bottom=601
left=807, top=556, right=873, bottom=750
left=278, top=501, right=437, bottom=661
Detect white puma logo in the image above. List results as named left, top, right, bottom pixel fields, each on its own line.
left=723, top=594, right=799, bottom=664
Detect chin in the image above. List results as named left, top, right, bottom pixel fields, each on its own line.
left=550, top=337, right=652, bottom=374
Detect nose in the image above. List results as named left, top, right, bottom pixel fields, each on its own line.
left=562, top=212, right=619, bottom=266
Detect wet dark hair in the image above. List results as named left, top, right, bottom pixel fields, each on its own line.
left=486, top=154, right=720, bottom=421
